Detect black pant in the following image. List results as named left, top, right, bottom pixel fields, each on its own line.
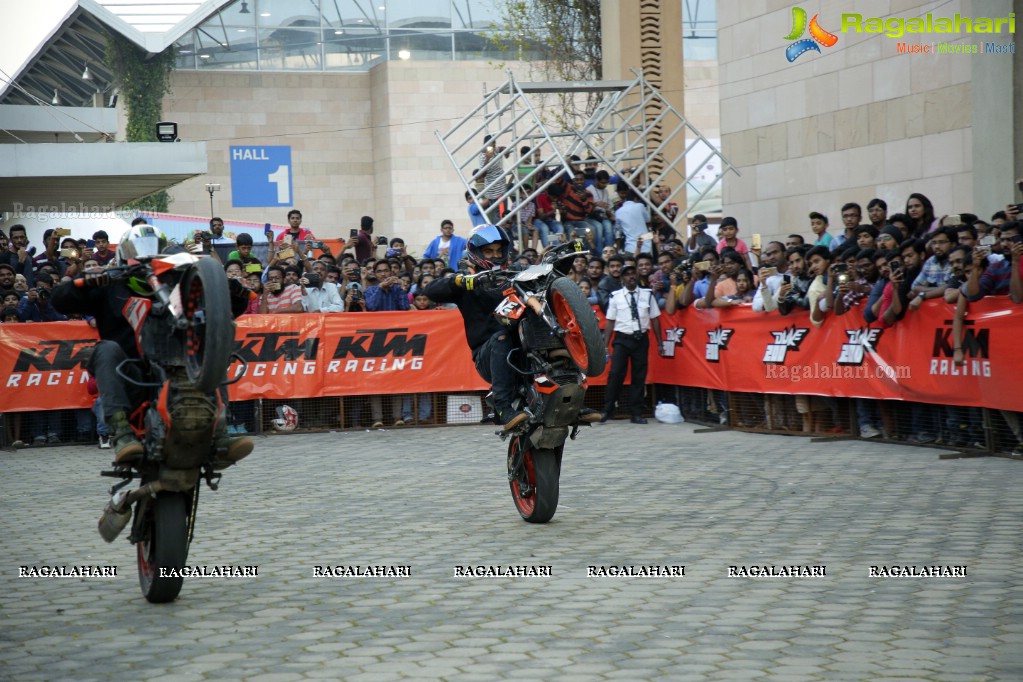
left=603, top=331, right=649, bottom=418
left=88, top=341, right=145, bottom=422
left=472, top=329, right=517, bottom=414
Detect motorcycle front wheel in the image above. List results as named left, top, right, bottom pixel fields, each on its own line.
left=549, top=277, right=607, bottom=377
left=182, top=257, right=235, bottom=394
left=137, top=491, right=190, bottom=603
left=508, top=435, right=561, bottom=523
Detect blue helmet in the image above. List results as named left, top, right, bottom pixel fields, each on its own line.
left=465, top=224, right=512, bottom=271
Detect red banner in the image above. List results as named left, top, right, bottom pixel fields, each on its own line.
left=0, top=300, right=1019, bottom=412
left=649, top=298, right=1021, bottom=412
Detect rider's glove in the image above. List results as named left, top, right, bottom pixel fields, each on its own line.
left=81, top=270, right=110, bottom=288
left=455, top=272, right=488, bottom=291
left=227, top=277, right=248, bottom=299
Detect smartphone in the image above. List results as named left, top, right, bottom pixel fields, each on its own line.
left=837, top=273, right=850, bottom=285
left=833, top=263, right=848, bottom=275
left=1012, top=234, right=1023, bottom=244
left=277, top=247, right=295, bottom=260
left=782, top=274, right=792, bottom=284
left=350, top=228, right=359, bottom=238
left=979, top=235, right=997, bottom=247
left=54, top=228, right=71, bottom=237
left=245, top=263, right=263, bottom=273
left=267, top=282, right=282, bottom=292
left=86, top=239, right=95, bottom=249
left=751, top=233, right=762, bottom=250
left=60, top=248, right=79, bottom=259
left=942, top=214, right=963, bottom=227
left=694, top=261, right=711, bottom=272
left=758, top=266, right=778, bottom=278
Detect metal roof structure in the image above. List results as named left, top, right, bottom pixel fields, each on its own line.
left=0, top=0, right=232, bottom=108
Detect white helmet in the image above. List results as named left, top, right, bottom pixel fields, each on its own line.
left=272, top=405, right=299, bottom=432
left=116, top=224, right=166, bottom=264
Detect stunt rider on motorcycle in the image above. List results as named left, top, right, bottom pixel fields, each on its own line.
left=51, top=224, right=253, bottom=466
left=424, top=224, right=528, bottom=430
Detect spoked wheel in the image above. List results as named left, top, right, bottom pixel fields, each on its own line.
left=507, top=435, right=561, bottom=524
left=137, top=491, right=190, bottom=603
left=549, top=277, right=607, bottom=377
left=182, top=257, right=235, bottom=394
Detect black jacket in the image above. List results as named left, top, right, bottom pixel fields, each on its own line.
left=52, top=274, right=249, bottom=359
left=423, top=274, right=506, bottom=351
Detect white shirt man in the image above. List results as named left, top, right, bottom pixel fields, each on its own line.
left=614, top=191, right=651, bottom=254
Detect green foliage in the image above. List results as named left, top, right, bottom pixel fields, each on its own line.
left=493, top=0, right=603, bottom=125
left=105, top=36, right=177, bottom=212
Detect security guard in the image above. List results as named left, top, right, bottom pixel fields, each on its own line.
left=600, top=264, right=664, bottom=424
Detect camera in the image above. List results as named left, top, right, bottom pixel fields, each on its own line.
left=377, top=236, right=388, bottom=246
left=303, top=272, right=321, bottom=289
left=345, top=281, right=362, bottom=299
left=34, top=287, right=51, bottom=302
left=672, top=259, right=693, bottom=279
left=197, top=231, right=214, bottom=241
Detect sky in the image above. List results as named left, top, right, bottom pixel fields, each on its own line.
left=0, top=0, right=77, bottom=82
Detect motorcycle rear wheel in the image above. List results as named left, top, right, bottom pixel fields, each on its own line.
left=182, top=257, right=235, bottom=394
left=549, top=277, right=607, bottom=377
left=508, top=435, right=561, bottom=523
left=137, top=491, right=190, bottom=603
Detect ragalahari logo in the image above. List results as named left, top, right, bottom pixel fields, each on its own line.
left=784, top=7, right=839, bottom=61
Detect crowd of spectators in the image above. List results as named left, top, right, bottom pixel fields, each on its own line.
left=3, top=150, right=1021, bottom=455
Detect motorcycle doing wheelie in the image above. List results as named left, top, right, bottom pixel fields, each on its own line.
left=487, top=240, right=607, bottom=523
left=88, top=252, right=244, bottom=603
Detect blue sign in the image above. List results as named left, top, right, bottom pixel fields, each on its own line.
left=229, top=145, right=293, bottom=207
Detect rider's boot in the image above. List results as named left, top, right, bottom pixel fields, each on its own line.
left=109, top=412, right=143, bottom=463
left=212, top=422, right=254, bottom=470
left=578, top=408, right=602, bottom=423
left=497, top=406, right=528, bottom=431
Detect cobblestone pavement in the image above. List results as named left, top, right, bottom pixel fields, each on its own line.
left=1, top=421, right=1021, bottom=681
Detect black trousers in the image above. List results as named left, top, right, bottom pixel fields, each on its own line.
left=472, top=329, right=517, bottom=414
left=87, top=340, right=145, bottom=422
left=603, top=332, right=649, bottom=418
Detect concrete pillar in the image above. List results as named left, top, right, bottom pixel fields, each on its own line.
left=601, top=0, right=687, bottom=213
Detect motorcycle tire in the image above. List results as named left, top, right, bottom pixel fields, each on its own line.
left=508, top=435, right=561, bottom=524
left=182, top=257, right=235, bottom=394
left=549, top=277, right=607, bottom=377
left=137, top=491, right=190, bottom=603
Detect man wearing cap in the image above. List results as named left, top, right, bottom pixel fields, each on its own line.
left=600, top=263, right=664, bottom=424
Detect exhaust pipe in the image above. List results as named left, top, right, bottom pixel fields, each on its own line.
left=97, top=482, right=164, bottom=543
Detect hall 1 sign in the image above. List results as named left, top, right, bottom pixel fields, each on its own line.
left=229, top=145, right=293, bottom=207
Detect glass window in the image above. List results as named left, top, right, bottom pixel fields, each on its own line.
left=451, top=0, right=502, bottom=29
left=454, top=29, right=507, bottom=60
left=256, top=0, right=321, bottom=28
left=323, top=29, right=386, bottom=70
left=388, top=30, right=454, bottom=61
left=258, top=27, right=323, bottom=70
left=682, top=0, right=717, bottom=60
left=385, top=1, right=451, bottom=29
left=324, top=0, right=383, bottom=32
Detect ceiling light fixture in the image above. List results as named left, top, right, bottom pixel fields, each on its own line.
left=81, top=64, right=92, bottom=80
left=239, top=1, right=251, bottom=13
left=51, top=89, right=61, bottom=105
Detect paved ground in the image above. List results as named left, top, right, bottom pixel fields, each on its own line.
left=1, top=421, right=1021, bottom=681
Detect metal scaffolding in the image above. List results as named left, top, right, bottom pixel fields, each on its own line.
left=435, top=69, right=739, bottom=247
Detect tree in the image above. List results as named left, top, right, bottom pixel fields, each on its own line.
left=496, top=0, right=603, bottom=126
left=105, top=36, right=177, bottom=212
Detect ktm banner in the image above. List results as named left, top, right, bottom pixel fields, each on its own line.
left=651, top=298, right=1021, bottom=412
left=0, top=300, right=1018, bottom=412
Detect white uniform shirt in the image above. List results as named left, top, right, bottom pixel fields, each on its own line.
left=606, top=286, right=659, bottom=334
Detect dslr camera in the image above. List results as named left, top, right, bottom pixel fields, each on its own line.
left=303, top=272, right=321, bottom=289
